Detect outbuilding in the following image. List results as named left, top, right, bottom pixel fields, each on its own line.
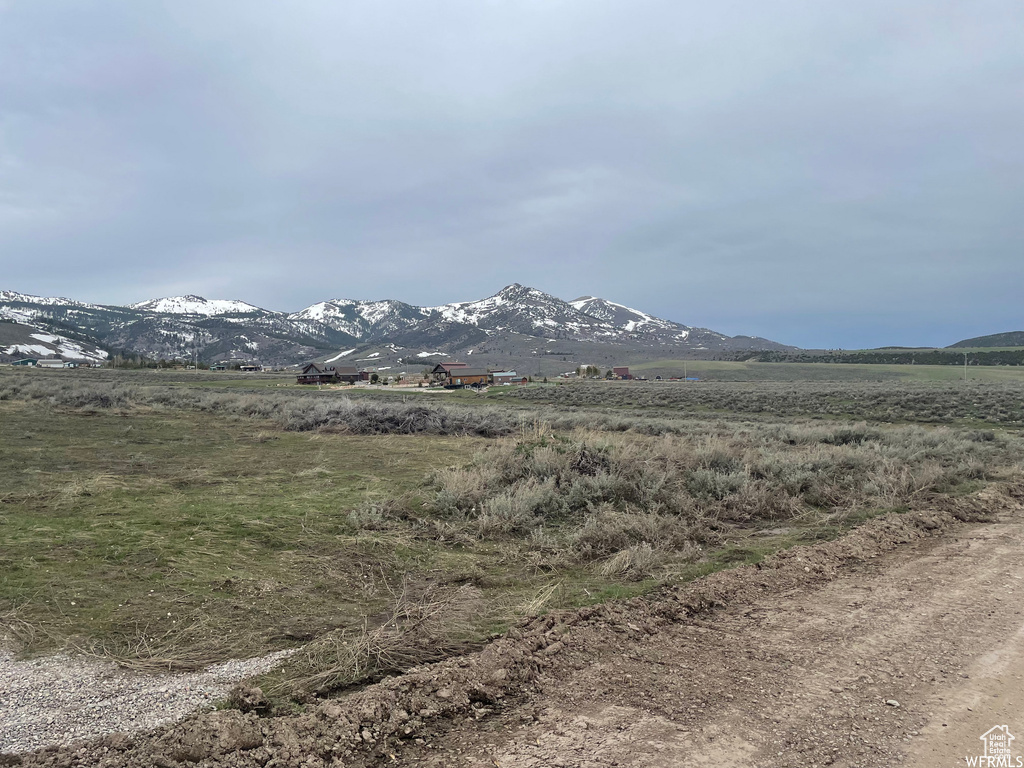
left=447, top=368, right=489, bottom=388
left=490, top=370, right=517, bottom=385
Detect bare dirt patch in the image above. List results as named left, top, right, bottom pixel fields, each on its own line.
left=5, top=488, right=1023, bottom=767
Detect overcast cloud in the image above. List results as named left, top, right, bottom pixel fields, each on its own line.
left=1, top=1, right=1021, bottom=347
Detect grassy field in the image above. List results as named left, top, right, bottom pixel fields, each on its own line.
left=2, top=366, right=1023, bottom=704
left=0, top=400, right=496, bottom=663
left=494, top=379, right=1024, bottom=427
left=627, top=358, right=1024, bottom=382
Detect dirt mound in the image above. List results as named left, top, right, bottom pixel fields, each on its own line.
left=5, top=492, right=1008, bottom=768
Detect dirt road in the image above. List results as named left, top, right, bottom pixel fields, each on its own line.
left=389, top=501, right=1024, bottom=768
left=8, top=493, right=1023, bottom=767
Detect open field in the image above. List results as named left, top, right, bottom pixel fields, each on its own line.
left=495, top=378, right=1024, bottom=426
left=3, top=366, right=1024, bottom=761
left=627, top=358, right=1024, bottom=382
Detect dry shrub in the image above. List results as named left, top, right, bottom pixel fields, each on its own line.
left=598, top=542, right=662, bottom=581
left=428, top=466, right=497, bottom=516
left=5, top=377, right=517, bottom=437
left=270, top=580, right=483, bottom=697
left=475, top=478, right=561, bottom=537
left=424, top=420, right=1017, bottom=555
left=499, top=380, right=1024, bottom=426
left=347, top=499, right=407, bottom=531
left=570, top=503, right=700, bottom=562
left=722, top=481, right=805, bottom=522
left=864, top=458, right=948, bottom=507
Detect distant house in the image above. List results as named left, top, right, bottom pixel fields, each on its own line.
left=297, top=363, right=334, bottom=384
left=490, top=370, right=517, bottom=385
left=430, top=362, right=469, bottom=384
left=239, top=364, right=262, bottom=372
left=210, top=363, right=228, bottom=371
left=36, top=359, right=68, bottom=369
left=332, top=366, right=360, bottom=383
left=296, top=363, right=359, bottom=384
left=10, top=358, right=37, bottom=366
left=446, top=368, right=489, bottom=388
left=613, top=366, right=631, bottom=380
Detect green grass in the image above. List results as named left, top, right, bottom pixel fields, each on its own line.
left=0, top=400, right=492, bottom=663
left=0, top=398, right=705, bottom=672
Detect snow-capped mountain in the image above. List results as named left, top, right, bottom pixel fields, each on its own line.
left=569, top=296, right=690, bottom=339
left=0, top=285, right=791, bottom=366
left=288, top=299, right=430, bottom=339
left=128, top=295, right=266, bottom=315
left=429, top=284, right=616, bottom=339
left=288, top=284, right=703, bottom=346
left=0, top=290, right=99, bottom=314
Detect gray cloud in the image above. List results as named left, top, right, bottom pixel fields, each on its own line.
left=1, top=0, right=1021, bottom=347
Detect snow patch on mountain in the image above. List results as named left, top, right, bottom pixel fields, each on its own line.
left=325, top=349, right=356, bottom=362
left=289, top=298, right=430, bottom=339
left=430, top=284, right=545, bottom=325
left=129, top=295, right=265, bottom=315
left=290, top=299, right=357, bottom=323
left=0, top=290, right=97, bottom=309
left=3, top=332, right=108, bottom=362
left=570, top=295, right=692, bottom=340
left=4, top=344, right=53, bottom=357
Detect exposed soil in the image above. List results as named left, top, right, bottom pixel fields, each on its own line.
left=6, top=487, right=1023, bottom=768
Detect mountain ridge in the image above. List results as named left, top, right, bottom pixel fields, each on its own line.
left=948, top=331, right=1024, bottom=349
left=0, top=284, right=791, bottom=368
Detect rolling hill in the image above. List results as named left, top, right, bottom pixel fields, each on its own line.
left=948, top=331, right=1024, bottom=348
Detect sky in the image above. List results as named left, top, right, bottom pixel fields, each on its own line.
left=1, top=1, right=1021, bottom=349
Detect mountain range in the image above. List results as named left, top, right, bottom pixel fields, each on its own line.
left=0, top=284, right=791, bottom=372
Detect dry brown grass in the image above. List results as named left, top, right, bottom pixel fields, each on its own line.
left=266, top=579, right=485, bottom=697
left=69, top=610, right=269, bottom=673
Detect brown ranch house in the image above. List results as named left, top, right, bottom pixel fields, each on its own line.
left=430, top=362, right=527, bottom=388
left=446, top=368, right=490, bottom=387
left=429, top=361, right=468, bottom=383
left=297, top=363, right=360, bottom=384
